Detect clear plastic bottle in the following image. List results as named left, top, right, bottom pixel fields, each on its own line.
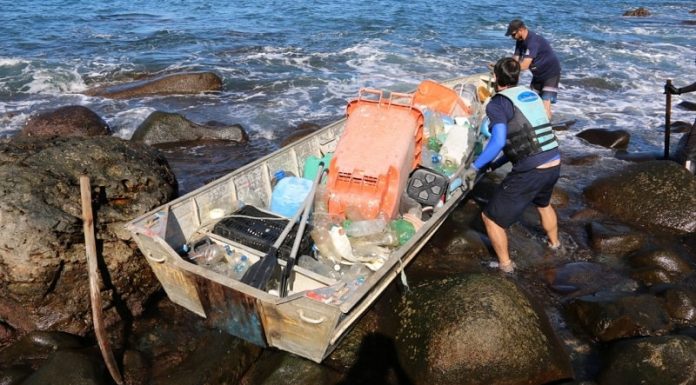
left=298, top=255, right=342, bottom=280
left=350, top=228, right=400, bottom=247
left=229, top=254, right=250, bottom=279
left=189, top=241, right=226, bottom=265
left=343, top=214, right=387, bottom=238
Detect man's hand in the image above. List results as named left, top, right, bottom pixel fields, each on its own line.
left=461, top=166, right=478, bottom=191
left=664, top=83, right=681, bottom=95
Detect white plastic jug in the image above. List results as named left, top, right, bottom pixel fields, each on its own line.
left=440, top=117, right=471, bottom=167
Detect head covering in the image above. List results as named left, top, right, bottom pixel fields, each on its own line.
left=505, top=19, right=525, bottom=36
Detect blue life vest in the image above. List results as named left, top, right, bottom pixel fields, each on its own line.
left=498, top=86, right=558, bottom=163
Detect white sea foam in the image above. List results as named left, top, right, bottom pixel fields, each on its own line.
left=109, top=107, right=157, bottom=139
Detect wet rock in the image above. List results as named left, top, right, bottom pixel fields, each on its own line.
left=0, top=365, right=34, bottom=385
left=564, top=154, right=601, bottom=166
left=576, top=128, right=630, bottom=150
left=613, top=150, right=662, bottom=163
left=128, top=299, right=262, bottom=385
left=20, top=349, right=107, bottom=385
left=628, top=249, right=693, bottom=286
left=678, top=100, right=696, bottom=111
left=623, top=7, right=651, bottom=17
left=324, top=308, right=382, bottom=371
left=17, top=106, right=111, bottom=138
left=598, top=335, right=696, bottom=385
left=584, top=160, right=696, bottom=233
left=150, top=332, right=259, bottom=385
left=239, top=351, right=342, bottom=385
left=586, top=221, right=644, bottom=256
left=568, top=292, right=672, bottom=341
left=132, top=111, right=248, bottom=145
left=669, top=120, right=694, bottom=133
left=0, top=322, right=14, bottom=347
left=0, top=137, right=175, bottom=335
left=85, top=72, right=223, bottom=99
left=542, top=262, right=638, bottom=297
left=122, top=349, right=150, bottom=385
left=281, top=122, right=322, bottom=147
left=0, top=331, right=85, bottom=366
left=394, top=274, right=573, bottom=385
left=659, top=288, right=696, bottom=325
left=675, top=128, right=696, bottom=167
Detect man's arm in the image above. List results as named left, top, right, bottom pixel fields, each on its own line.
left=518, top=57, right=533, bottom=71
left=473, top=123, right=506, bottom=170
left=680, top=81, right=696, bottom=94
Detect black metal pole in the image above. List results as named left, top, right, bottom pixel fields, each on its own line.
left=665, top=79, right=672, bottom=160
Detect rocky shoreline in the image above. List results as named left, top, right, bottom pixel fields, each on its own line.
left=0, top=72, right=695, bottom=385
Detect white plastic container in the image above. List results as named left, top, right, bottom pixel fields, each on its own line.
left=440, top=117, right=471, bottom=167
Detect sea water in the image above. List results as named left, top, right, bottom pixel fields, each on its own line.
left=0, top=0, right=694, bottom=192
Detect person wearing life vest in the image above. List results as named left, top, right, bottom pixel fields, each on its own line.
left=461, top=57, right=561, bottom=273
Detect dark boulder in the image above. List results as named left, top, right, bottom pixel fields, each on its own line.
left=598, top=336, right=696, bottom=385
left=623, top=7, right=651, bottom=17
left=132, top=111, right=248, bottom=145
left=628, top=249, right=693, bottom=286
left=659, top=287, right=696, bottom=326
left=18, top=105, right=111, bottom=138
left=584, top=160, right=696, bottom=233
left=678, top=100, right=696, bottom=111
left=576, top=128, right=630, bottom=150
left=394, top=274, right=573, bottom=385
left=568, top=292, right=672, bottom=341
left=586, top=221, right=645, bottom=256
left=542, top=261, right=638, bottom=297
left=0, top=136, right=176, bottom=336
left=21, top=350, right=108, bottom=385
left=85, top=72, right=223, bottom=99
left=281, top=122, right=322, bottom=147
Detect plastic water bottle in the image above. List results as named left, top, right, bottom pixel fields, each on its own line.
left=190, top=242, right=226, bottom=265
left=343, top=215, right=387, bottom=237
left=230, top=254, right=250, bottom=279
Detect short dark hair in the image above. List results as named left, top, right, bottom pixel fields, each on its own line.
left=493, top=58, right=520, bottom=87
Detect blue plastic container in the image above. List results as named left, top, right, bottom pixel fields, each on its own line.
left=270, top=176, right=313, bottom=218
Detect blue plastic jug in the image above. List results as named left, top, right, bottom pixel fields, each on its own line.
left=270, top=176, right=313, bottom=218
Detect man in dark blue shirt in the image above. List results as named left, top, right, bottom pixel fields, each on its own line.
left=461, top=57, right=561, bottom=273
left=506, top=19, right=561, bottom=120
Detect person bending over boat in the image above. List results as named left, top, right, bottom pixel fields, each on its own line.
left=665, top=79, right=696, bottom=173
left=506, top=19, right=561, bottom=120
left=461, top=57, right=561, bottom=273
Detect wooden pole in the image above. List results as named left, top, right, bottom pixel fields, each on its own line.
left=80, top=175, right=124, bottom=385
left=665, top=79, right=672, bottom=160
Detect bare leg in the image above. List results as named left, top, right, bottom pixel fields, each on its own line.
left=537, top=205, right=559, bottom=247
left=482, top=212, right=513, bottom=269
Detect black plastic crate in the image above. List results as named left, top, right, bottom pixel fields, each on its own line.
left=211, top=205, right=312, bottom=261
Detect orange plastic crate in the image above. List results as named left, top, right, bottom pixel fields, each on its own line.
left=326, top=89, right=423, bottom=220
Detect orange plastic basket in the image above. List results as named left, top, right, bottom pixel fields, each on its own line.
left=326, top=89, right=424, bottom=219
left=413, top=79, right=472, bottom=117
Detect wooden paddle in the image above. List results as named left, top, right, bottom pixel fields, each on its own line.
left=241, top=163, right=326, bottom=290
left=80, top=175, right=123, bottom=385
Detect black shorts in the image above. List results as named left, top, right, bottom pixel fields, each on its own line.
left=484, top=165, right=560, bottom=228
left=531, top=74, right=560, bottom=103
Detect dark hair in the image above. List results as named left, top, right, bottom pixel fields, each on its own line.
left=493, top=58, right=520, bottom=87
